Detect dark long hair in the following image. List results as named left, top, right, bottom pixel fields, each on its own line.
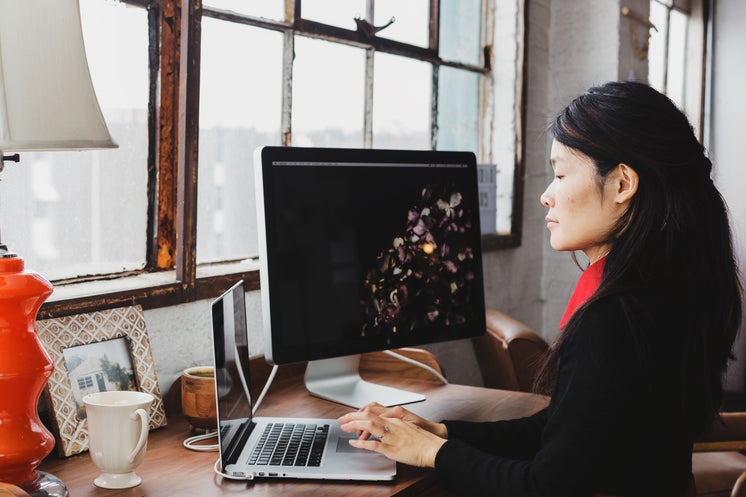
left=535, top=81, right=742, bottom=435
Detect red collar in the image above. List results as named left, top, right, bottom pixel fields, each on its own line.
left=558, top=256, right=606, bottom=330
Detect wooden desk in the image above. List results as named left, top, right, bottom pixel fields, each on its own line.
left=39, top=359, right=548, bottom=496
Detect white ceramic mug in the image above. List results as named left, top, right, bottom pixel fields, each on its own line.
left=83, top=390, right=154, bottom=489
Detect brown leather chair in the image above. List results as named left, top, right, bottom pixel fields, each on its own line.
left=473, top=308, right=548, bottom=392
left=694, top=412, right=746, bottom=497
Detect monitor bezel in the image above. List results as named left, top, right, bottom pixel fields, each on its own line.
left=255, top=145, right=487, bottom=366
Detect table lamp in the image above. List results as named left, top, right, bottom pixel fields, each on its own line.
left=0, top=1, right=117, bottom=495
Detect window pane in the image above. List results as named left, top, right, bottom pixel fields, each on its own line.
left=292, top=37, right=365, bottom=147
left=439, top=0, right=482, bottom=66
left=436, top=67, right=480, bottom=154
left=202, top=0, right=284, bottom=21
left=197, top=20, right=283, bottom=263
left=374, top=0, right=429, bottom=47
left=666, top=9, right=688, bottom=109
left=301, top=0, right=366, bottom=31
left=0, top=0, right=149, bottom=281
left=372, top=52, right=431, bottom=149
left=648, top=1, right=669, bottom=93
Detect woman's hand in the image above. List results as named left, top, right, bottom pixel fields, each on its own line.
left=347, top=402, right=449, bottom=439
left=337, top=404, right=448, bottom=468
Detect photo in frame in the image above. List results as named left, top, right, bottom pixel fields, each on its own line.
left=37, top=305, right=167, bottom=457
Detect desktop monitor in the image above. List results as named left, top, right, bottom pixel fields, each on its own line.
left=255, top=146, right=486, bottom=408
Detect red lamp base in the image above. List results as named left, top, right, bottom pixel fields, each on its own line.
left=0, top=255, right=67, bottom=496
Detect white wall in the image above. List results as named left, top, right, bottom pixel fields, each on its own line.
left=144, top=290, right=265, bottom=396
left=709, top=0, right=746, bottom=391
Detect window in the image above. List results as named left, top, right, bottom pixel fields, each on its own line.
left=648, top=0, right=706, bottom=137
left=33, top=0, right=525, bottom=318
left=197, top=0, right=524, bottom=261
left=197, top=19, right=283, bottom=264
left=0, top=0, right=150, bottom=281
left=77, top=376, right=94, bottom=389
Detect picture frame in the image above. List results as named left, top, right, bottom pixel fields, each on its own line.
left=38, top=305, right=167, bottom=457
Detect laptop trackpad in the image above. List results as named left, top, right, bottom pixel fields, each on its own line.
left=336, top=436, right=380, bottom=454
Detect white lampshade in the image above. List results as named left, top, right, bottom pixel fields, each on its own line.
left=0, top=0, right=117, bottom=152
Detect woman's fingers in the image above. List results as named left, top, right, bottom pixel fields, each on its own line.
left=360, top=402, right=385, bottom=412
left=355, top=404, right=382, bottom=439
left=338, top=402, right=447, bottom=451
left=359, top=403, right=410, bottom=420
left=338, top=404, right=445, bottom=440
left=338, top=411, right=367, bottom=439
left=342, top=416, right=446, bottom=467
left=338, top=412, right=389, bottom=440
left=348, top=437, right=382, bottom=451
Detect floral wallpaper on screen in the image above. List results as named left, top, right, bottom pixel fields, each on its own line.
left=361, top=183, right=477, bottom=337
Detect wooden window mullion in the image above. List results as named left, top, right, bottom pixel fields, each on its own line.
left=156, top=0, right=181, bottom=271
left=145, top=1, right=161, bottom=271
left=175, top=0, right=202, bottom=296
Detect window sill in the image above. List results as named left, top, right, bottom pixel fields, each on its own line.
left=39, top=259, right=261, bottom=320
left=482, top=231, right=521, bottom=251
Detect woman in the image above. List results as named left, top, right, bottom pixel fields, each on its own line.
left=337, top=81, right=742, bottom=496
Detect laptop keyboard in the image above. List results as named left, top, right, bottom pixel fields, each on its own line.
left=249, top=423, right=329, bottom=467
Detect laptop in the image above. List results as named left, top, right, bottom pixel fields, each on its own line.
left=211, top=280, right=397, bottom=481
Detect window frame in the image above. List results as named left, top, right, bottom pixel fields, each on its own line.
left=39, top=0, right=526, bottom=319
left=648, top=0, right=707, bottom=140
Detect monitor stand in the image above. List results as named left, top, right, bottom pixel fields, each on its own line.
left=304, top=354, right=426, bottom=409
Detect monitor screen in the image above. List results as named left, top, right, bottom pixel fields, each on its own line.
left=255, top=146, right=486, bottom=366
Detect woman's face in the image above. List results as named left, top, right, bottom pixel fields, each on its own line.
left=540, top=140, right=627, bottom=264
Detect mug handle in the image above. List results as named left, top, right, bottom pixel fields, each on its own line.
left=128, top=408, right=150, bottom=464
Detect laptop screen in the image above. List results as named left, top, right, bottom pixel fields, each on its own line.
left=211, top=280, right=254, bottom=469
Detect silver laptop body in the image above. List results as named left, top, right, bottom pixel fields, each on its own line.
left=211, top=281, right=396, bottom=481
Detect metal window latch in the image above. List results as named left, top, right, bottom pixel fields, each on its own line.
left=354, top=16, right=395, bottom=39
left=0, top=153, right=20, bottom=174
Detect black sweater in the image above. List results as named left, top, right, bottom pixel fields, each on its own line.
left=434, top=293, right=694, bottom=496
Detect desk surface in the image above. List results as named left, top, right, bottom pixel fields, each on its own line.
left=39, top=362, right=548, bottom=497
